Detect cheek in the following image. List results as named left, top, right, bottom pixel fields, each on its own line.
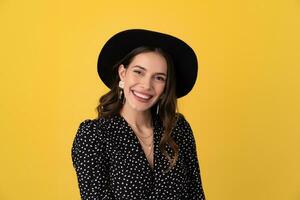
left=155, top=83, right=166, bottom=95
left=123, top=77, right=137, bottom=92
left=125, top=74, right=138, bottom=85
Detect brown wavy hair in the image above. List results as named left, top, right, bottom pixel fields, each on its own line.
left=96, top=46, right=180, bottom=170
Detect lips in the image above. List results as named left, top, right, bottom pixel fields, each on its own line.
left=132, top=90, right=153, bottom=101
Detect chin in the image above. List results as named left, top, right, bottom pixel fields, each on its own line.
left=128, top=101, right=154, bottom=113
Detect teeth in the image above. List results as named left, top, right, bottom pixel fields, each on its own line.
left=133, top=91, right=152, bottom=99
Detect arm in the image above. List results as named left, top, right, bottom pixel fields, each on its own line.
left=181, top=116, right=206, bottom=200
left=71, top=119, right=110, bottom=200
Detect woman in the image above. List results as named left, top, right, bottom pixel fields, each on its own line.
left=72, top=29, right=206, bottom=199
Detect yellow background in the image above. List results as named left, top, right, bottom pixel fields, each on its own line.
left=1, top=0, right=299, bottom=199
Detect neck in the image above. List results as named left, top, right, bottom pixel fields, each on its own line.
left=119, top=106, right=153, bottom=129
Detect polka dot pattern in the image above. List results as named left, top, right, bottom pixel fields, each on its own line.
left=71, top=114, right=205, bottom=199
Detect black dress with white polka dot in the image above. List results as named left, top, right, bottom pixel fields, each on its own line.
left=72, top=113, right=206, bottom=200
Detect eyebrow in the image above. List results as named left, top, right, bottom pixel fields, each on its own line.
left=132, top=65, right=167, bottom=76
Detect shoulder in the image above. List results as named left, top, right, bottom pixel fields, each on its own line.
left=71, top=118, right=110, bottom=167
left=72, top=117, right=111, bottom=155
left=75, top=115, right=122, bottom=138
left=77, top=118, right=103, bottom=133
left=174, top=112, right=192, bottom=129
left=74, top=117, right=110, bottom=141
left=172, top=112, right=195, bottom=142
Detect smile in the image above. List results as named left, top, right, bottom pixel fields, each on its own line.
left=132, top=90, right=153, bottom=101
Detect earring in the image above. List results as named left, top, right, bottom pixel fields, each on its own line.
left=156, top=95, right=164, bottom=115
left=119, top=81, right=125, bottom=104
left=119, top=88, right=123, bottom=100
left=119, top=80, right=124, bottom=88
left=156, top=103, right=160, bottom=115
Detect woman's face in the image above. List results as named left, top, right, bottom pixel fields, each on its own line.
left=118, top=51, right=167, bottom=113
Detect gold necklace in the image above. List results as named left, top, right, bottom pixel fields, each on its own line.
left=136, top=135, right=154, bottom=165
left=135, top=134, right=153, bottom=150
left=135, top=133, right=152, bottom=139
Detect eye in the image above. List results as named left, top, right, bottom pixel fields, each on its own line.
left=155, top=76, right=166, bottom=82
left=133, top=70, right=142, bottom=75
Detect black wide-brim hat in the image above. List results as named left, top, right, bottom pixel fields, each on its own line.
left=97, top=29, right=198, bottom=98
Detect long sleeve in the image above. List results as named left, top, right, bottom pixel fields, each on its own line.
left=181, top=116, right=206, bottom=200
left=71, top=119, right=110, bottom=200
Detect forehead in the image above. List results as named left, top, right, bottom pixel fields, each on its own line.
left=128, top=52, right=167, bottom=73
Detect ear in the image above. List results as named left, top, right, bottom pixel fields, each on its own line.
left=118, top=64, right=126, bottom=81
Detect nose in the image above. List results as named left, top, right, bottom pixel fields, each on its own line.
left=140, top=76, right=152, bottom=90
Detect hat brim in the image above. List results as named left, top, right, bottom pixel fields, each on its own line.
left=97, top=29, right=198, bottom=98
